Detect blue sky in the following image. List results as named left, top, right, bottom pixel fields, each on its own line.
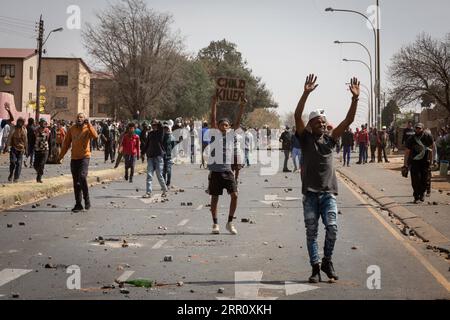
left=1, top=0, right=449, bottom=127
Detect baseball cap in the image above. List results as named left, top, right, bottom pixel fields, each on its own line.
left=382, top=126, right=387, bottom=130
left=415, top=123, right=424, bottom=129
left=308, top=109, right=326, bottom=122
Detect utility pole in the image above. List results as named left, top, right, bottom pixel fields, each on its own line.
left=35, top=15, right=44, bottom=123
left=376, top=0, right=381, bottom=130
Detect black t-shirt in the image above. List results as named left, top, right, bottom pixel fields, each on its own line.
left=402, top=128, right=415, bottom=145
left=405, top=133, right=433, bottom=163
left=297, top=130, right=338, bottom=195
left=280, top=131, right=292, bottom=150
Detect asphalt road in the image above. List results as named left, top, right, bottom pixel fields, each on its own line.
left=1, top=157, right=449, bottom=300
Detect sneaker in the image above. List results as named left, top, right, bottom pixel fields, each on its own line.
left=84, top=201, right=91, bottom=211
left=321, top=258, right=339, bottom=280
left=142, top=192, right=152, bottom=199
left=129, top=177, right=133, bottom=183
left=283, top=169, right=292, bottom=173
left=71, top=204, right=84, bottom=213
left=419, top=195, right=425, bottom=202
left=413, top=198, right=420, bottom=204
left=212, top=224, right=220, bottom=234
left=124, top=174, right=128, bottom=181
left=8, top=175, right=13, bottom=182
left=308, top=263, right=321, bottom=283
left=226, top=222, right=238, bottom=235
left=161, top=191, right=168, bottom=198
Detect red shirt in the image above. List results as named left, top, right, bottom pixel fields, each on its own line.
left=121, top=133, right=140, bottom=157
left=357, top=129, right=369, bottom=144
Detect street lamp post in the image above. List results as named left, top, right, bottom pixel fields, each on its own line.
left=334, top=40, right=374, bottom=127
left=325, top=4, right=381, bottom=130
left=343, top=58, right=373, bottom=127
left=35, top=15, right=63, bottom=122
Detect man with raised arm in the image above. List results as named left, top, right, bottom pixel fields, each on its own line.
left=294, top=74, right=360, bottom=283
left=207, top=95, right=246, bottom=235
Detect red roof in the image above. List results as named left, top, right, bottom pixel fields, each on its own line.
left=0, top=48, right=36, bottom=59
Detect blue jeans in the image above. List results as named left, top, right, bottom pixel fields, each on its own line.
left=302, top=192, right=338, bottom=266
left=163, top=157, right=173, bottom=187
left=292, top=147, right=301, bottom=171
left=9, top=147, right=24, bottom=180
left=146, top=156, right=168, bottom=193
left=358, top=143, right=367, bottom=163
left=343, top=145, right=351, bottom=165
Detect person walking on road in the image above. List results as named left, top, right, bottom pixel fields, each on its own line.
left=280, top=126, right=293, bottom=172
left=4, top=117, right=27, bottom=183
left=33, top=119, right=50, bottom=183
left=141, top=120, right=168, bottom=198
left=0, top=102, right=15, bottom=153
left=121, top=122, right=140, bottom=183
left=162, top=122, right=176, bottom=188
left=291, top=127, right=302, bottom=172
left=341, top=127, right=354, bottom=167
left=369, top=128, right=378, bottom=163
left=377, top=126, right=390, bottom=163
left=356, top=125, right=369, bottom=164
left=294, top=74, right=360, bottom=283
left=402, top=121, right=415, bottom=146
left=58, top=113, right=98, bottom=212
left=25, top=118, right=36, bottom=168
left=207, top=95, right=246, bottom=235
left=403, top=123, right=434, bottom=204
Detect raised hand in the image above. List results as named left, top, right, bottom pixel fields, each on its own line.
left=304, top=74, right=319, bottom=94
left=349, top=77, right=360, bottom=98
left=4, top=102, right=10, bottom=111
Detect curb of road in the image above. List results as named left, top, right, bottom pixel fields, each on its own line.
left=337, top=167, right=450, bottom=255
left=0, top=163, right=147, bottom=212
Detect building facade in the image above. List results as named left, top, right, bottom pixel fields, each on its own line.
left=0, top=48, right=37, bottom=113
left=41, top=57, right=91, bottom=121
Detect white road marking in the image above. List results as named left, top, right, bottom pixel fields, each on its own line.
left=264, top=195, right=278, bottom=201
left=177, top=219, right=189, bottom=226
left=116, top=271, right=135, bottom=283
left=152, top=240, right=168, bottom=249
left=0, top=269, right=32, bottom=287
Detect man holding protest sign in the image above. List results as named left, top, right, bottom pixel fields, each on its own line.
left=207, top=80, right=247, bottom=235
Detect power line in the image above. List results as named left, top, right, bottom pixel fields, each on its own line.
left=0, top=29, right=35, bottom=39
left=0, top=19, right=36, bottom=32
left=0, top=15, right=36, bottom=25
left=0, top=26, right=36, bottom=38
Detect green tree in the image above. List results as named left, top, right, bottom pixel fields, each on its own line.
left=198, top=39, right=278, bottom=122
left=382, top=100, right=400, bottom=127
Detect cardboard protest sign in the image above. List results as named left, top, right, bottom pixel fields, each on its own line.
left=216, top=77, right=246, bottom=103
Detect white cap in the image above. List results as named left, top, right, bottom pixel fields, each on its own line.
left=308, top=109, right=326, bottom=122
left=382, top=126, right=387, bottom=130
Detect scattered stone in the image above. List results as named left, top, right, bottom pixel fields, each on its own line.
left=11, top=293, right=20, bottom=299
left=122, top=240, right=129, bottom=248
left=432, top=201, right=438, bottom=206
left=381, top=188, right=385, bottom=192
left=177, top=281, right=184, bottom=287
left=285, top=176, right=288, bottom=179
left=102, top=285, right=115, bottom=289
left=241, top=218, right=250, bottom=223
left=190, top=289, right=195, bottom=293
left=52, top=205, right=57, bottom=208
left=218, top=288, right=225, bottom=294
left=287, top=188, right=293, bottom=191
left=99, top=240, right=105, bottom=245
left=120, top=288, right=130, bottom=294
left=205, top=204, right=211, bottom=208
left=164, top=255, right=173, bottom=262
left=151, top=215, right=157, bottom=219
left=7, top=224, right=12, bottom=228
left=47, top=203, right=52, bottom=207
left=96, top=177, right=101, bottom=183
left=179, top=189, right=185, bottom=193
left=263, top=242, right=268, bottom=245
left=181, top=202, right=186, bottom=206
left=250, top=220, right=256, bottom=224
left=351, top=246, right=358, bottom=250
left=32, top=205, right=37, bottom=209
left=271, top=202, right=282, bottom=208
left=19, top=222, right=25, bottom=226
left=402, top=226, right=410, bottom=236
left=187, top=202, right=193, bottom=206
left=278, top=245, right=284, bottom=249
left=264, top=179, right=268, bottom=183
left=35, top=203, right=40, bottom=207
left=44, top=263, right=55, bottom=269
left=438, top=190, right=443, bottom=193
left=338, top=210, right=342, bottom=215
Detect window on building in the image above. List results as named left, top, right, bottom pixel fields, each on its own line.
left=83, top=98, right=86, bottom=110
left=29, top=92, right=33, bottom=101
left=0, top=64, right=16, bottom=78
left=98, top=104, right=110, bottom=114
left=29, top=66, right=33, bottom=80
left=83, top=77, right=86, bottom=88
left=55, top=97, right=68, bottom=109
left=56, top=75, right=68, bottom=86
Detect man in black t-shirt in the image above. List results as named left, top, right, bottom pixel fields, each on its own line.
left=402, top=121, right=415, bottom=146
left=294, top=74, right=360, bottom=283
left=279, top=126, right=293, bottom=172
left=403, top=123, right=434, bottom=203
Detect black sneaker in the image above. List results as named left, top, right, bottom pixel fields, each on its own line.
left=419, top=195, right=425, bottom=202
left=309, top=263, right=321, bottom=283
left=321, top=258, right=339, bottom=280
left=124, top=174, right=128, bottom=181
left=71, top=204, right=84, bottom=213
left=129, top=177, right=133, bottom=183
left=84, top=202, right=91, bottom=211
left=8, top=174, right=12, bottom=182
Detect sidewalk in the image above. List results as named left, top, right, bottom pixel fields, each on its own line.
left=0, top=151, right=147, bottom=211
left=336, top=152, right=450, bottom=253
